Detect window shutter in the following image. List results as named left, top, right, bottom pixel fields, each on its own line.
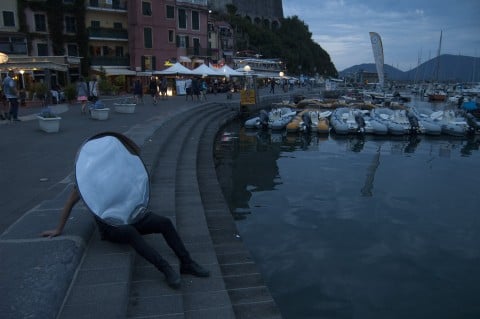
left=176, top=35, right=179, bottom=47
left=141, top=56, right=146, bottom=71
left=152, top=56, right=156, bottom=70
left=186, top=36, right=189, bottom=48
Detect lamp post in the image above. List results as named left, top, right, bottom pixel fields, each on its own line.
left=279, top=71, right=287, bottom=92
left=19, top=69, right=25, bottom=89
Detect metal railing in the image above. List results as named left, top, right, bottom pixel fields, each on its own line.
left=90, top=56, right=129, bottom=66
left=88, top=27, right=128, bottom=39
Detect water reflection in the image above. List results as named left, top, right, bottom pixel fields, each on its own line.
left=214, top=119, right=480, bottom=319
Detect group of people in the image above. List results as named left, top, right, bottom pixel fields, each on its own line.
left=1, top=70, right=20, bottom=121
left=133, top=76, right=169, bottom=105
left=184, top=77, right=208, bottom=101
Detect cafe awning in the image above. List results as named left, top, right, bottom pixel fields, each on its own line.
left=91, top=66, right=136, bottom=76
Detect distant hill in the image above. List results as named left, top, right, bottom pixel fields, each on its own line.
left=340, top=54, right=480, bottom=82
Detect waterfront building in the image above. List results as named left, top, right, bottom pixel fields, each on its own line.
left=87, top=0, right=131, bottom=76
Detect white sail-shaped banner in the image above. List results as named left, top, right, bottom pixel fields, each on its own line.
left=369, top=32, right=384, bottom=88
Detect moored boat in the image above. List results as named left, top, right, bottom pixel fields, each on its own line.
left=355, top=109, right=388, bottom=135
left=330, top=107, right=362, bottom=135
left=371, top=107, right=419, bottom=135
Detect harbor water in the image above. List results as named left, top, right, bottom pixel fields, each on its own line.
left=213, top=99, right=480, bottom=319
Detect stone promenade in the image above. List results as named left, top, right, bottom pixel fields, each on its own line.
left=0, top=88, right=315, bottom=318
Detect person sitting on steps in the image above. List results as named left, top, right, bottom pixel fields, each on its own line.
left=41, top=132, right=210, bottom=289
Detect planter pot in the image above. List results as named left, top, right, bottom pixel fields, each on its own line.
left=37, top=116, right=61, bottom=133
left=90, top=108, right=110, bottom=120
left=114, top=103, right=136, bottom=114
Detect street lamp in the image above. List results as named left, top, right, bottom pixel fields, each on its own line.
left=243, top=65, right=251, bottom=73
left=19, top=69, right=25, bottom=89
left=279, top=71, right=284, bottom=77
left=0, top=52, right=8, bottom=64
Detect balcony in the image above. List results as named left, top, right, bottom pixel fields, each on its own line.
left=186, top=47, right=212, bottom=57
left=0, top=42, right=28, bottom=55
left=87, top=0, right=127, bottom=11
left=88, top=27, right=128, bottom=40
left=176, top=0, right=208, bottom=6
left=90, top=56, right=129, bottom=66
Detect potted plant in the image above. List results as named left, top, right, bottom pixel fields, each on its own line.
left=63, top=83, right=77, bottom=104
left=89, top=100, right=110, bottom=120
left=33, top=82, right=49, bottom=104
left=37, top=107, right=61, bottom=133
left=114, top=97, right=136, bottom=114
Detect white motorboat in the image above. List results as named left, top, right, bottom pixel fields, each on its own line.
left=268, top=107, right=297, bottom=130
left=414, top=108, right=470, bottom=137
left=407, top=107, right=442, bottom=136
left=330, top=107, right=362, bottom=135
left=355, top=109, right=388, bottom=135
left=244, top=109, right=269, bottom=129
left=371, top=108, right=421, bottom=135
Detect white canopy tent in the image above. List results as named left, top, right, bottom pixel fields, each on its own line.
left=210, top=64, right=244, bottom=77
left=191, top=64, right=222, bottom=76
left=154, top=62, right=192, bottom=75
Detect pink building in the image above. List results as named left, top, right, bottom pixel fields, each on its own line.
left=127, top=0, right=209, bottom=72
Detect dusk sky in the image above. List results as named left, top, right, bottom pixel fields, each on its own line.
left=282, top=0, right=480, bottom=72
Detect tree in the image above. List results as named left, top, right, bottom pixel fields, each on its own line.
left=222, top=12, right=337, bottom=76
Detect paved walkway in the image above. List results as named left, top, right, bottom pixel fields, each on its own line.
left=0, top=87, right=317, bottom=318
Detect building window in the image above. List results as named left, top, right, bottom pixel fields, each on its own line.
left=89, top=0, right=99, bottom=6
left=176, top=35, right=188, bottom=48
left=178, top=9, right=186, bottom=29
left=168, top=30, right=174, bottom=43
left=37, top=43, right=48, bottom=56
left=91, top=20, right=100, bottom=28
left=142, top=55, right=156, bottom=71
left=142, top=1, right=152, bottom=16
left=166, top=5, right=174, bottom=19
left=115, top=46, right=124, bottom=57
left=65, top=16, right=76, bottom=33
left=3, top=11, right=15, bottom=27
left=144, top=27, right=152, bottom=48
left=35, top=14, right=47, bottom=32
left=112, top=0, right=121, bottom=9
left=193, top=38, right=200, bottom=55
left=191, top=11, right=199, bottom=30
left=113, top=22, right=122, bottom=29
left=67, top=44, right=78, bottom=56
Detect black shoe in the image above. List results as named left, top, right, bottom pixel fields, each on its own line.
left=160, top=264, right=181, bottom=289
left=180, top=261, right=210, bottom=277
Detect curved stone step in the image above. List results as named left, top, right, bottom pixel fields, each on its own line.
left=126, top=104, right=237, bottom=318
left=197, top=110, right=283, bottom=319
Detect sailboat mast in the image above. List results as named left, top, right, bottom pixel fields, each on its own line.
left=434, top=30, right=442, bottom=81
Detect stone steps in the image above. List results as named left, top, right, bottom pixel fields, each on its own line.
left=126, top=103, right=236, bottom=318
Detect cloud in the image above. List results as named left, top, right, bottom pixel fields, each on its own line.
left=283, top=0, right=480, bottom=71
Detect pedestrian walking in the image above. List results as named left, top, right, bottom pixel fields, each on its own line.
left=88, top=76, right=99, bottom=102
left=192, top=77, right=200, bottom=101
left=200, top=79, right=208, bottom=101
left=269, top=79, right=275, bottom=94
left=0, top=75, right=10, bottom=120
left=76, top=77, right=89, bottom=114
left=184, top=77, right=193, bottom=101
left=2, top=70, right=20, bottom=121
left=149, top=77, right=158, bottom=104
left=133, top=78, right=143, bottom=104
left=160, top=77, right=168, bottom=100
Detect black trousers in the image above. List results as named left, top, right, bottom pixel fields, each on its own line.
left=8, top=98, right=18, bottom=119
left=96, top=212, right=191, bottom=269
